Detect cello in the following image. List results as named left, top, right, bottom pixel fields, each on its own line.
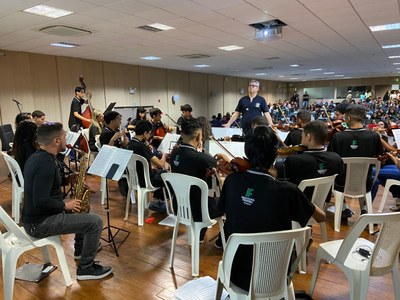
left=79, top=75, right=93, bottom=128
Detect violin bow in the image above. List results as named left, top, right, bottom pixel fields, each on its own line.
left=278, top=105, right=290, bottom=125
left=210, top=136, right=235, bottom=160
left=165, top=113, right=181, bottom=131
left=322, top=105, right=335, bottom=130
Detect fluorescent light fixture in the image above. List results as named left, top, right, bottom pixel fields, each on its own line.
left=396, top=68, right=400, bottom=70
left=334, top=74, right=345, bottom=77
left=23, top=5, right=73, bottom=19
left=343, top=77, right=352, bottom=79
left=218, top=45, right=243, bottom=51
left=394, top=63, right=400, bottom=65
left=382, top=44, right=400, bottom=49
left=255, top=73, right=266, bottom=75
left=369, top=23, right=400, bottom=32
left=278, top=75, right=285, bottom=78
left=140, top=56, right=162, bottom=60
left=323, top=72, right=335, bottom=75
left=290, top=64, right=300, bottom=67
left=290, top=78, right=298, bottom=80
left=389, top=55, right=400, bottom=59
left=148, top=23, right=175, bottom=31
left=194, top=64, right=210, bottom=68
left=309, top=68, right=322, bottom=71
left=302, top=80, right=307, bottom=81
left=50, top=42, right=78, bottom=48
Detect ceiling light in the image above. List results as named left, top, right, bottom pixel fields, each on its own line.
left=343, top=77, right=352, bottom=79
left=302, top=80, right=307, bottom=81
left=382, top=44, right=400, bottom=49
left=279, top=75, right=285, bottom=78
left=290, top=64, right=300, bottom=67
left=23, top=5, right=73, bottom=19
left=309, top=68, right=322, bottom=71
left=369, top=23, right=400, bottom=32
left=147, top=23, right=175, bottom=31
left=194, top=64, right=209, bottom=68
left=218, top=45, right=244, bottom=51
left=389, top=55, right=400, bottom=59
left=334, top=75, right=345, bottom=77
left=290, top=78, right=298, bottom=80
left=50, top=42, right=78, bottom=48
left=255, top=73, right=266, bottom=75
left=396, top=68, right=400, bottom=70
left=323, top=72, right=335, bottom=75
left=140, top=56, right=162, bottom=60
left=394, top=63, right=400, bottom=65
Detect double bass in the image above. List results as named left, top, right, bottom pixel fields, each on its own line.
left=79, top=76, right=93, bottom=129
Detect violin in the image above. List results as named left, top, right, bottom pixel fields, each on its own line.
left=277, top=145, right=307, bottom=157
left=154, top=121, right=172, bottom=138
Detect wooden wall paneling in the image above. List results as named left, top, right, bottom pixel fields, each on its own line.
left=222, top=76, right=237, bottom=118
left=166, top=69, right=189, bottom=126
left=81, top=59, right=106, bottom=112
left=139, top=66, right=167, bottom=113
left=29, top=53, right=61, bottom=123
left=0, top=52, right=34, bottom=129
left=103, top=62, right=139, bottom=108
left=189, top=72, right=208, bottom=118
left=207, top=74, right=223, bottom=117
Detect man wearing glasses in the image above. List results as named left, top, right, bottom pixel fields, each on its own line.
left=224, top=80, right=272, bottom=135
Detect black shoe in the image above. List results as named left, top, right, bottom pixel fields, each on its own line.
left=341, top=208, right=354, bottom=220
left=148, top=200, right=167, bottom=213
left=306, top=237, right=313, bottom=252
left=77, top=262, right=112, bottom=280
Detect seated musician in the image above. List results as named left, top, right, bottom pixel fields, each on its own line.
left=170, top=118, right=228, bottom=242
left=126, top=120, right=167, bottom=213
left=217, top=125, right=325, bottom=292
left=176, top=104, right=193, bottom=134
left=330, top=104, right=383, bottom=218
left=99, top=111, right=127, bottom=148
left=22, top=123, right=112, bottom=280
left=277, top=120, right=344, bottom=200
left=88, top=109, right=104, bottom=152
left=149, top=108, right=167, bottom=150
left=283, top=109, right=311, bottom=146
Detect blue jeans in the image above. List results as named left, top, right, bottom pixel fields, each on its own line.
left=24, top=212, right=103, bottom=269
left=371, top=165, right=400, bottom=200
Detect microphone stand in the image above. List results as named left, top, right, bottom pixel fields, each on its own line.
left=12, top=99, right=22, bottom=113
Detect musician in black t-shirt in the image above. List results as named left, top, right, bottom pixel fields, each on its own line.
left=68, top=86, right=91, bottom=132
left=284, top=109, right=311, bottom=146
left=217, top=126, right=325, bottom=291
left=99, top=111, right=127, bottom=148
left=330, top=105, right=383, bottom=217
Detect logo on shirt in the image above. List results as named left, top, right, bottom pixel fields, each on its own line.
left=317, top=162, right=327, bottom=175
left=173, top=155, right=180, bottom=167
left=241, top=188, right=255, bottom=206
left=350, top=140, right=358, bottom=150
left=255, top=103, right=260, bottom=108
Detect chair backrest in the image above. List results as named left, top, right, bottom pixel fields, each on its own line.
left=3, top=153, right=24, bottom=188
left=161, top=173, right=213, bottom=226
left=342, top=157, right=380, bottom=197
left=95, top=136, right=101, bottom=151
left=0, top=206, right=34, bottom=248
left=221, top=227, right=311, bottom=299
left=82, top=128, right=90, bottom=141
left=335, top=212, right=400, bottom=276
left=126, top=154, right=155, bottom=190
left=298, top=174, right=337, bottom=210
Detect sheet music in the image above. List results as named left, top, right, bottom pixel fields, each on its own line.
left=158, top=133, right=180, bottom=153
left=174, top=276, right=228, bottom=300
left=60, top=131, right=81, bottom=155
left=276, top=129, right=290, bottom=143
left=208, top=140, right=245, bottom=159
left=391, top=129, right=400, bottom=147
left=88, top=145, right=133, bottom=180
left=212, top=127, right=243, bottom=140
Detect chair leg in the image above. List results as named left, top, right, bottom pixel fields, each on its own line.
left=287, top=281, right=295, bottom=300
left=309, top=249, right=323, bottom=296
left=137, top=190, right=145, bottom=226
left=169, top=220, right=180, bottom=269
left=379, top=180, right=399, bottom=213
left=215, top=275, right=223, bottom=300
left=217, top=219, right=226, bottom=250
left=40, top=245, right=52, bottom=264
left=392, top=262, right=400, bottom=300
left=364, top=193, right=374, bottom=234
left=124, top=187, right=132, bottom=221
left=51, top=237, right=73, bottom=286
left=333, top=191, right=344, bottom=233
left=320, top=222, right=328, bottom=242
left=3, top=252, right=19, bottom=300
left=348, top=270, right=362, bottom=300
left=191, top=226, right=200, bottom=276
left=295, top=233, right=306, bottom=274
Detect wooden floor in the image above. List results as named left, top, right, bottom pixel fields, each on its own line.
left=0, top=172, right=398, bottom=300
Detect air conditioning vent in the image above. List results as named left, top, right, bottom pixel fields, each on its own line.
left=253, top=66, right=273, bottom=70
left=137, top=25, right=162, bottom=32
left=180, top=54, right=211, bottom=59
left=266, top=57, right=280, bottom=60
left=39, top=25, right=91, bottom=37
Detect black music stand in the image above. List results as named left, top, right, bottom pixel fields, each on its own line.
left=101, top=163, right=130, bottom=257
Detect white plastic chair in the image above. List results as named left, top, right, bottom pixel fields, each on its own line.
left=3, top=153, right=24, bottom=224
left=378, top=179, right=400, bottom=212
left=124, top=154, right=159, bottom=226
left=215, top=227, right=311, bottom=300
left=332, top=157, right=380, bottom=234
left=0, top=206, right=73, bottom=300
left=292, top=174, right=337, bottom=274
left=309, top=212, right=400, bottom=300
left=161, top=172, right=226, bottom=277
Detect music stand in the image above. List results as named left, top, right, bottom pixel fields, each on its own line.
left=102, top=164, right=130, bottom=257
left=87, top=145, right=133, bottom=257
